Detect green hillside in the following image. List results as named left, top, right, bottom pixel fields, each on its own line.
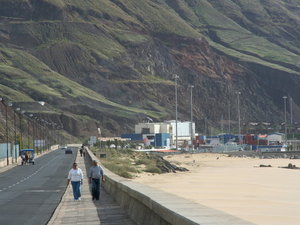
left=0, top=0, right=299, bottom=137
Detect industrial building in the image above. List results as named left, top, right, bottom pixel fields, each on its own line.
left=122, top=120, right=195, bottom=148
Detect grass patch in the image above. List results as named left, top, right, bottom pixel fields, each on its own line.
left=112, top=75, right=174, bottom=85
left=0, top=84, right=33, bottom=102
left=144, top=166, right=161, bottom=174
left=73, top=31, right=125, bottom=59
left=92, top=148, right=164, bottom=178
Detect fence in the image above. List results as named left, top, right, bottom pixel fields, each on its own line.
left=0, top=143, right=19, bottom=159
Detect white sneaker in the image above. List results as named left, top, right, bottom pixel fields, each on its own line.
left=78, top=198, right=81, bottom=200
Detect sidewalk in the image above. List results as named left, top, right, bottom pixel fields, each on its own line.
left=48, top=151, right=136, bottom=225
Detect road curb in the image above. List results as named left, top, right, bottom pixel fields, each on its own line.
left=47, top=184, right=71, bottom=225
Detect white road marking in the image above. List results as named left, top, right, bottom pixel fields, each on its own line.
left=0, top=154, right=62, bottom=193
left=26, top=190, right=60, bottom=193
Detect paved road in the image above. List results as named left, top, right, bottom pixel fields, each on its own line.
left=0, top=148, right=77, bottom=225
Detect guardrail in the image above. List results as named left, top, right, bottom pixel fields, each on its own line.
left=86, top=149, right=255, bottom=225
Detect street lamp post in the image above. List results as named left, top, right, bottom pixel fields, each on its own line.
left=290, top=97, right=293, bottom=125
left=283, top=96, right=287, bottom=142
left=13, top=107, right=17, bottom=162
left=27, top=116, right=30, bottom=149
left=16, top=108, right=24, bottom=153
left=29, top=114, right=35, bottom=150
left=189, top=85, right=194, bottom=150
left=290, top=97, right=293, bottom=139
left=98, top=127, right=102, bottom=148
left=8, top=102, right=17, bottom=162
left=0, top=98, right=9, bottom=165
left=175, top=75, right=179, bottom=150
left=237, top=91, right=241, bottom=144
left=228, top=100, right=231, bottom=134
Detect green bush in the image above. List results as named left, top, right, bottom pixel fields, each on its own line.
left=118, top=171, right=133, bottom=179
left=135, top=158, right=152, bottom=166
left=144, top=167, right=161, bottom=174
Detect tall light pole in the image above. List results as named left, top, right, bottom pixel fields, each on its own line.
left=29, top=114, right=35, bottom=150
left=290, top=97, right=294, bottom=139
left=236, top=91, right=241, bottom=144
left=0, top=98, right=9, bottom=165
left=175, top=75, right=179, bottom=150
left=16, top=108, right=24, bottom=153
left=290, top=97, right=293, bottom=124
left=189, top=85, right=194, bottom=150
left=98, top=127, right=102, bottom=148
left=36, top=101, right=46, bottom=151
left=27, top=115, right=31, bottom=148
left=8, top=102, right=17, bottom=162
left=228, top=100, right=231, bottom=134
left=283, top=96, right=287, bottom=142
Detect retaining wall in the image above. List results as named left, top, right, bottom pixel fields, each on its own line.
left=86, top=149, right=255, bottom=225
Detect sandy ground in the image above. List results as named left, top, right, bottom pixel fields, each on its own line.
left=134, top=153, right=300, bottom=225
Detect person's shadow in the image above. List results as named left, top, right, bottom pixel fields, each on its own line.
left=83, top=155, right=136, bottom=225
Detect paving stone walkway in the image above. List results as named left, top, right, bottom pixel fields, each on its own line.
left=48, top=151, right=136, bottom=225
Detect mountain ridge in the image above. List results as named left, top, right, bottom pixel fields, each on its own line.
left=0, top=0, right=300, bottom=138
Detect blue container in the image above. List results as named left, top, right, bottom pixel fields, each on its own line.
left=155, top=133, right=170, bottom=147
left=121, top=134, right=143, bottom=141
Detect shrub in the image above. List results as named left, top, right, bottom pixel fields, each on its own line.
left=144, top=167, right=161, bottom=174
left=135, top=158, right=152, bottom=165
left=118, top=171, right=133, bottom=179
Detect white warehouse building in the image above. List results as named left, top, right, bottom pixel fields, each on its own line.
left=134, top=120, right=195, bottom=146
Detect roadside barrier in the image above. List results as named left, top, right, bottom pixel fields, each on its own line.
left=86, top=149, right=255, bottom=225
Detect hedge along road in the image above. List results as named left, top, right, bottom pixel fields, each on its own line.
left=0, top=147, right=77, bottom=225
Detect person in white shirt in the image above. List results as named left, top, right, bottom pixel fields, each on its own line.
left=67, top=162, right=83, bottom=200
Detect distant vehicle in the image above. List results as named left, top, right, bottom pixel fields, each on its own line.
left=65, top=147, right=72, bottom=154
left=21, top=149, right=35, bottom=165
left=281, top=145, right=287, bottom=152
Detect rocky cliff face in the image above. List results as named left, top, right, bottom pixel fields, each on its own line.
left=0, top=0, right=300, bottom=138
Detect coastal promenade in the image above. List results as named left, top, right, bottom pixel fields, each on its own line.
left=48, top=150, right=136, bottom=225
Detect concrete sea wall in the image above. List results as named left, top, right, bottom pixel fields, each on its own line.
left=86, top=149, right=255, bottom=225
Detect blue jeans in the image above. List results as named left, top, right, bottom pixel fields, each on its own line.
left=71, top=181, right=81, bottom=200
left=91, top=178, right=101, bottom=200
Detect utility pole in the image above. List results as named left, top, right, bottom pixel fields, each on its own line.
left=189, top=85, right=194, bottom=150
left=283, top=96, right=287, bottom=142
left=290, top=97, right=293, bottom=125
left=228, top=100, right=231, bottom=134
left=290, top=97, right=294, bottom=139
left=237, top=91, right=241, bottom=144
left=175, top=75, right=179, bottom=150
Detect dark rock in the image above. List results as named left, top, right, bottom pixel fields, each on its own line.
left=281, top=163, right=300, bottom=169
left=151, top=155, right=189, bottom=173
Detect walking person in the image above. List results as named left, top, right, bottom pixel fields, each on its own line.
left=25, top=153, right=29, bottom=165
left=21, top=153, right=25, bottom=165
left=79, top=146, right=83, bottom=157
left=67, top=162, right=84, bottom=201
left=89, top=160, right=105, bottom=201
left=83, top=146, right=87, bottom=157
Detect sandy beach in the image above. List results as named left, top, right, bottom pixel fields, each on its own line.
left=135, top=153, right=300, bottom=225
